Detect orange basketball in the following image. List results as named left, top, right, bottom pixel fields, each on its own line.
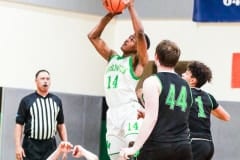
left=103, top=0, right=127, bottom=13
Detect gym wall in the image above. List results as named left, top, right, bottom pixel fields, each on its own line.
left=211, top=101, right=240, bottom=160
left=0, top=1, right=109, bottom=96
left=9, top=0, right=193, bottom=19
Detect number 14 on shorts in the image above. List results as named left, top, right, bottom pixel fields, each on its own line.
left=125, top=120, right=141, bottom=135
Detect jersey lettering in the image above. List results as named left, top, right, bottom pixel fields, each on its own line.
left=165, top=84, right=188, bottom=112
left=195, top=96, right=207, bottom=118
left=127, top=121, right=139, bottom=132
left=107, top=75, right=119, bottom=89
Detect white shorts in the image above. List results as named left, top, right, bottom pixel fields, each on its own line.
left=106, top=102, right=143, bottom=160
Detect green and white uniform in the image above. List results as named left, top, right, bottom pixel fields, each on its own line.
left=104, top=55, right=142, bottom=160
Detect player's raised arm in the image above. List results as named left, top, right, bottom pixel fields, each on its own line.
left=88, top=12, right=118, bottom=61
left=127, top=0, right=149, bottom=72
left=211, top=105, right=231, bottom=121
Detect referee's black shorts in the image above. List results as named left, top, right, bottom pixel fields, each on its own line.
left=138, top=141, right=192, bottom=160
left=22, top=136, right=57, bottom=160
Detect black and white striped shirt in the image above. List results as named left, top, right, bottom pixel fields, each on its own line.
left=16, top=92, right=64, bottom=140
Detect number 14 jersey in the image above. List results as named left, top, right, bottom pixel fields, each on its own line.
left=104, top=55, right=139, bottom=108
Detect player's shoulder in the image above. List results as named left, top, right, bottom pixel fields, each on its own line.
left=144, top=75, right=159, bottom=86
left=108, top=53, right=120, bottom=61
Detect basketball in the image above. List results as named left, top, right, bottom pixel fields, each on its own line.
left=103, top=0, right=127, bottom=13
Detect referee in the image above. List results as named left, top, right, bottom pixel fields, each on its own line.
left=14, top=69, right=68, bottom=160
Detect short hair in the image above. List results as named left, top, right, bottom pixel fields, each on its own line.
left=144, top=33, right=150, bottom=49
left=155, top=40, right=181, bottom=67
left=187, top=61, right=212, bottom=88
left=35, top=69, right=50, bottom=78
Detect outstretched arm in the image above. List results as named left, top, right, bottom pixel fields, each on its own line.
left=120, top=76, right=160, bottom=159
left=128, top=0, right=148, bottom=76
left=88, top=12, right=118, bottom=61
left=211, top=105, right=231, bottom=121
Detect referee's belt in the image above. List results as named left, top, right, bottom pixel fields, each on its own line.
left=26, top=136, right=56, bottom=141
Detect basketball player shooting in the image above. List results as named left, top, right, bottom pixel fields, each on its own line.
left=87, top=0, right=150, bottom=159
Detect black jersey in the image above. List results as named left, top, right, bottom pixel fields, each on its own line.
left=16, top=92, right=64, bottom=140
left=144, top=72, right=193, bottom=147
left=189, top=88, right=218, bottom=140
